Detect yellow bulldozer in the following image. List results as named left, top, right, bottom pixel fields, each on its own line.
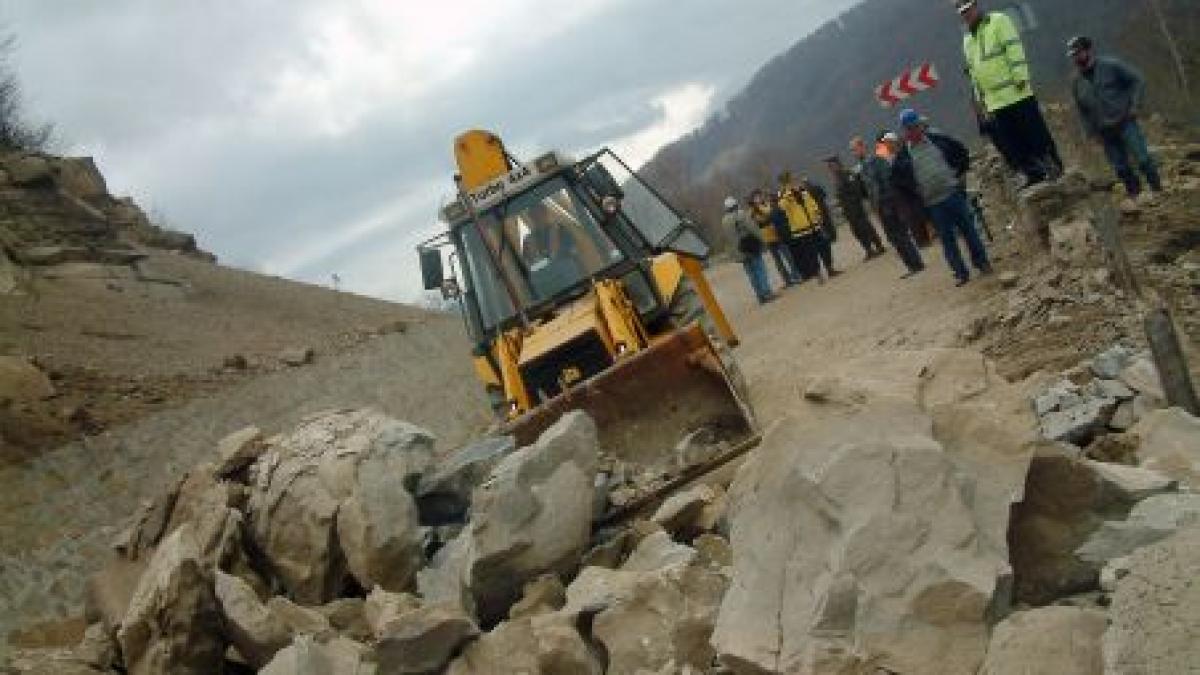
left=418, top=131, right=756, bottom=503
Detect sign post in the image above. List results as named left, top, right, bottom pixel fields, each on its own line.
left=876, top=62, right=940, bottom=108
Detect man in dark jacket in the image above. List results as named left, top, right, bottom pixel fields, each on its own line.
left=893, top=108, right=991, bottom=287
left=825, top=154, right=884, bottom=260
left=803, top=177, right=836, bottom=243
left=1068, top=36, right=1162, bottom=198
left=868, top=133, right=926, bottom=277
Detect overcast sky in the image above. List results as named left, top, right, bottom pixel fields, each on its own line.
left=5, top=1, right=858, bottom=302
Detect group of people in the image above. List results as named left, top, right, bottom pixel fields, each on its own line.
left=959, top=0, right=1162, bottom=199
left=724, top=107, right=992, bottom=303
left=724, top=0, right=1164, bottom=305
left=722, top=172, right=844, bottom=305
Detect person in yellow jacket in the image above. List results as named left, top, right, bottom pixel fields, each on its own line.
left=748, top=189, right=801, bottom=286
left=958, top=0, right=1061, bottom=188
left=779, top=171, right=841, bottom=283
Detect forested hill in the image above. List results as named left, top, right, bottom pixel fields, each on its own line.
left=642, top=0, right=1199, bottom=246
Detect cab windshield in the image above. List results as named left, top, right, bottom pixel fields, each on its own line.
left=458, top=177, right=626, bottom=331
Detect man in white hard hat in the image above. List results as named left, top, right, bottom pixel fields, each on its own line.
left=722, top=196, right=775, bottom=304
left=958, top=0, right=1061, bottom=188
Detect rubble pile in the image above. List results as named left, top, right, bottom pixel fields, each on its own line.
left=6, top=348, right=1200, bottom=674
left=963, top=143, right=1200, bottom=381
left=2, top=407, right=735, bottom=674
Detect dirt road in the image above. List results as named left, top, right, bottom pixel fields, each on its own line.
left=710, top=232, right=997, bottom=424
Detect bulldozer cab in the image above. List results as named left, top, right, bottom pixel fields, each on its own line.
left=422, top=149, right=709, bottom=343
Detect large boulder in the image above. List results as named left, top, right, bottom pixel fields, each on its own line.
left=1129, top=407, right=1200, bottom=488
left=424, top=412, right=598, bottom=625
left=246, top=409, right=433, bottom=603
left=1008, top=444, right=1174, bottom=604
left=213, top=571, right=291, bottom=669
left=336, top=451, right=423, bottom=593
left=979, top=606, right=1107, bottom=675
left=258, top=636, right=377, bottom=675
left=115, top=526, right=225, bottom=675
left=1077, top=492, right=1200, bottom=570
left=712, top=402, right=1013, bottom=674
left=1103, top=526, right=1200, bottom=673
left=717, top=349, right=1038, bottom=673
left=560, top=545, right=728, bottom=674
left=446, top=613, right=601, bottom=675
left=375, top=603, right=480, bottom=674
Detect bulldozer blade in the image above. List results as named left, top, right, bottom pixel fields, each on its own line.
left=502, top=324, right=756, bottom=470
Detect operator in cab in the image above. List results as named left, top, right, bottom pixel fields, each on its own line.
left=521, top=202, right=587, bottom=298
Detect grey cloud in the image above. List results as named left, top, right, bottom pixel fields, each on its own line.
left=6, top=0, right=859, bottom=300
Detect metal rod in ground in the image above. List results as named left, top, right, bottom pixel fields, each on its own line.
left=1144, top=306, right=1200, bottom=415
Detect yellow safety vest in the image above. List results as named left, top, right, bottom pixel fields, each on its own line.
left=963, top=12, right=1033, bottom=113
left=749, top=204, right=778, bottom=244
left=778, top=186, right=820, bottom=236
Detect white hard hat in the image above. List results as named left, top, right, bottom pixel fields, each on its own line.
left=724, top=196, right=738, bottom=210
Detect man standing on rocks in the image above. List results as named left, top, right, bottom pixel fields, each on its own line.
left=958, top=0, right=1062, bottom=188
left=1067, top=36, right=1163, bottom=201
left=892, top=108, right=991, bottom=286
left=722, top=196, right=776, bottom=304
left=825, top=154, right=884, bottom=261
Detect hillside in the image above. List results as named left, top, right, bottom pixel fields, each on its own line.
left=642, top=0, right=1200, bottom=244
left=0, top=151, right=489, bottom=464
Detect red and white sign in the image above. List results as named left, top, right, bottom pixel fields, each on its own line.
left=875, top=62, right=940, bottom=108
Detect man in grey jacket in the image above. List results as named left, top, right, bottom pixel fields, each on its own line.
left=1068, top=36, right=1162, bottom=198
left=722, top=196, right=775, bottom=304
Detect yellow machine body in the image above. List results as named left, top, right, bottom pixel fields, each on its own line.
left=447, top=130, right=752, bottom=467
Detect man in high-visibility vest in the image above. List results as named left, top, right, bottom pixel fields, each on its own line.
left=779, top=171, right=841, bottom=283
left=958, top=0, right=1061, bottom=189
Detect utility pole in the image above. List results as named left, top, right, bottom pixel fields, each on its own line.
left=1091, top=198, right=1199, bottom=414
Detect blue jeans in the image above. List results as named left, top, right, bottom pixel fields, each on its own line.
left=767, top=242, right=800, bottom=284
left=742, top=254, right=772, bottom=302
left=1101, top=119, right=1161, bottom=195
left=927, top=190, right=990, bottom=282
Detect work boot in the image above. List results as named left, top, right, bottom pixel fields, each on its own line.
left=1146, top=167, right=1164, bottom=193
left=1119, top=170, right=1141, bottom=198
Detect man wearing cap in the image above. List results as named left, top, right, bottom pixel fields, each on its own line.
left=1067, top=36, right=1162, bottom=199
left=722, top=196, right=775, bottom=304
left=958, top=0, right=1061, bottom=188
left=855, top=135, right=925, bottom=276
left=893, top=108, right=991, bottom=287
left=826, top=153, right=885, bottom=261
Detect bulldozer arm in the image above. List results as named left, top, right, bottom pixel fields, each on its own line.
left=501, top=323, right=756, bottom=472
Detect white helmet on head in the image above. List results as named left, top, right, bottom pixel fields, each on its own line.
left=723, top=196, right=738, bottom=211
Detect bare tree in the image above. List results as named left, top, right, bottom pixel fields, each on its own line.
left=0, top=34, right=52, bottom=152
